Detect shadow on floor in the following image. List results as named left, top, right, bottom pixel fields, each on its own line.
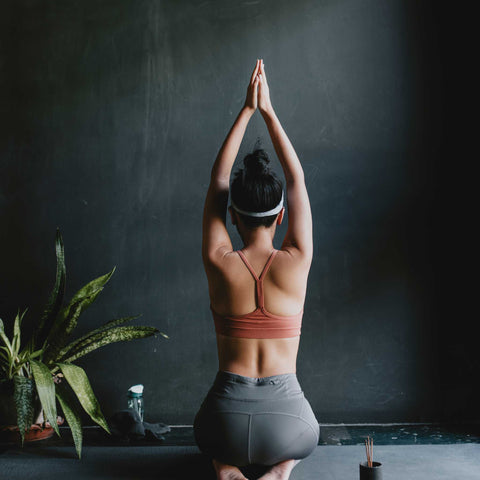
left=93, top=450, right=271, bottom=479
left=94, top=450, right=212, bottom=479
left=1, top=441, right=284, bottom=480
left=3, top=444, right=480, bottom=480
left=0, top=443, right=274, bottom=479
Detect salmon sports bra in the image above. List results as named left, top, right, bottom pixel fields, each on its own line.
left=210, top=249, right=303, bottom=339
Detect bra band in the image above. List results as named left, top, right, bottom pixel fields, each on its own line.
left=231, top=192, right=284, bottom=218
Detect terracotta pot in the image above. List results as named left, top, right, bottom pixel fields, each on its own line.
left=0, top=417, right=64, bottom=444
left=0, top=379, right=57, bottom=444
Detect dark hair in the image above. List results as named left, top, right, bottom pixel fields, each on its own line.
left=230, top=149, right=283, bottom=228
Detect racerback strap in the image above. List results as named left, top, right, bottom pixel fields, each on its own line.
left=237, top=250, right=278, bottom=309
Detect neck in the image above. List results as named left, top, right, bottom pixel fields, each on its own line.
left=240, top=227, right=275, bottom=251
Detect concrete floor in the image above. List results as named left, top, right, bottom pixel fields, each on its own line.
left=1, top=443, right=480, bottom=479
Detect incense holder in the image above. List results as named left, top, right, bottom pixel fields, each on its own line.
left=359, top=461, right=382, bottom=479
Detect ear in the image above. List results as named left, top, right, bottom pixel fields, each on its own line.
left=228, top=206, right=237, bottom=225
left=276, top=207, right=285, bottom=225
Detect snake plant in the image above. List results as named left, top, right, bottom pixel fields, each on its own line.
left=0, top=228, right=168, bottom=457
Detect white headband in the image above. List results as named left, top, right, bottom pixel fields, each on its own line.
left=231, top=192, right=284, bottom=217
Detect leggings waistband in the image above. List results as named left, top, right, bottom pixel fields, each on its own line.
left=215, top=370, right=298, bottom=386
left=210, top=370, right=303, bottom=400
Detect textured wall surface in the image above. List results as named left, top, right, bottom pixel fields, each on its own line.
left=1, top=0, right=472, bottom=425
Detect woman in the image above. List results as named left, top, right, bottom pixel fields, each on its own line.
left=194, top=59, right=319, bottom=480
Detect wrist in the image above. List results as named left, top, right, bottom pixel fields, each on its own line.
left=242, top=105, right=256, bottom=117
left=260, top=105, right=275, bottom=120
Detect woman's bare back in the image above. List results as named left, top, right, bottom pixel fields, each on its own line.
left=206, top=247, right=310, bottom=377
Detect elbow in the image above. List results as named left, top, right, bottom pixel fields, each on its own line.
left=285, top=170, right=305, bottom=186
left=210, top=169, right=230, bottom=189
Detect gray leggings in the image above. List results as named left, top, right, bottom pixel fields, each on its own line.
left=193, top=370, right=320, bottom=467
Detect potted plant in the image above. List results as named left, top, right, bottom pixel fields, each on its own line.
left=0, top=228, right=168, bottom=457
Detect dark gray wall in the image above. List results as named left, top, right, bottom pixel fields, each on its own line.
left=1, top=0, right=474, bottom=425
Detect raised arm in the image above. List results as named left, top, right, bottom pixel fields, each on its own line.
left=202, top=60, right=261, bottom=263
left=257, top=60, right=313, bottom=260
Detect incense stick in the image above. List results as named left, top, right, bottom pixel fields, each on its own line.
left=364, top=435, right=373, bottom=467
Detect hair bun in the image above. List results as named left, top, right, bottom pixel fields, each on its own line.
left=243, top=149, right=270, bottom=176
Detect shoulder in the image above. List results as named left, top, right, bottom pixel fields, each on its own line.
left=267, top=247, right=311, bottom=297
left=203, top=246, right=239, bottom=272
left=276, top=245, right=313, bottom=269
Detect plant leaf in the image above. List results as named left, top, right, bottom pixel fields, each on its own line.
left=0, top=349, right=9, bottom=365
left=62, top=326, right=160, bottom=363
left=69, top=267, right=116, bottom=306
left=43, top=267, right=116, bottom=364
left=56, top=362, right=110, bottom=434
left=30, top=360, right=60, bottom=436
left=0, top=345, right=12, bottom=358
left=36, top=228, right=66, bottom=346
left=26, top=348, right=45, bottom=361
left=13, top=376, right=35, bottom=445
left=12, top=309, right=20, bottom=355
left=57, top=315, right=142, bottom=361
left=0, top=318, right=13, bottom=354
left=55, top=380, right=83, bottom=458
left=11, top=307, right=29, bottom=358
left=43, top=290, right=102, bottom=365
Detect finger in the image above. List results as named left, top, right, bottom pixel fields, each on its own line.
left=260, top=60, right=267, bottom=76
left=253, top=75, right=259, bottom=95
left=253, top=60, right=261, bottom=83
left=250, top=59, right=260, bottom=85
left=260, top=61, right=268, bottom=84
